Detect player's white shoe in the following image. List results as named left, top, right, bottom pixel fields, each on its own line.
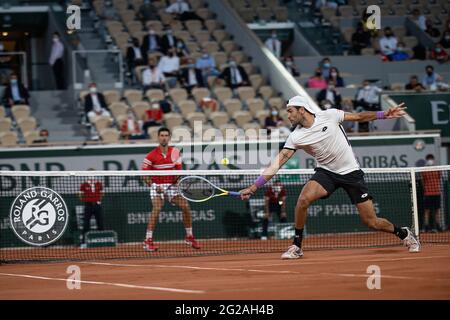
left=281, top=244, right=303, bottom=259
left=402, top=227, right=421, bottom=253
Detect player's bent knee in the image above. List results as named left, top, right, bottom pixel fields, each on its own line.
left=297, top=197, right=312, bottom=210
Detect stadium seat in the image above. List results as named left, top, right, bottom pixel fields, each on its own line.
left=124, top=89, right=143, bottom=104
left=256, top=7, right=273, bottom=21
left=169, top=88, right=188, bottom=105
left=246, top=98, right=265, bottom=117
left=24, top=130, right=40, bottom=145
left=146, top=20, right=163, bottom=32
left=255, top=109, right=269, bottom=126
left=249, top=74, right=264, bottom=90
left=134, top=66, right=147, bottom=83
left=171, top=125, right=192, bottom=142
left=221, top=40, right=237, bottom=54
left=100, top=128, right=120, bottom=144
left=146, top=89, right=165, bottom=101
left=220, top=123, right=239, bottom=140
left=196, top=7, right=214, bottom=20
left=103, top=90, right=121, bottom=105
left=229, top=51, right=247, bottom=64
left=268, top=97, right=285, bottom=110
left=223, top=98, right=243, bottom=116
left=241, top=62, right=256, bottom=76
left=205, top=19, right=223, bottom=33
left=178, top=100, right=198, bottom=117
left=274, top=7, right=288, bottom=22
left=237, top=86, right=256, bottom=101
left=18, top=117, right=37, bottom=134
left=174, top=30, right=192, bottom=43
left=238, top=8, right=256, bottom=23
left=186, top=112, right=207, bottom=127
left=185, top=20, right=203, bottom=34
left=131, top=101, right=150, bottom=120
left=190, top=0, right=204, bottom=10
left=164, top=113, right=184, bottom=130
left=11, top=104, right=31, bottom=121
left=201, top=41, right=220, bottom=54
left=194, top=30, right=211, bottom=43
left=192, top=87, right=211, bottom=104
left=0, top=105, right=5, bottom=118
left=213, top=87, right=233, bottom=103
left=94, top=116, right=113, bottom=131
left=0, top=118, right=12, bottom=133
left=109, top=102, right=129, bottom=119
left=233, top=111, right=253, bottom=127
left=147, top=126, right=161, bottom=142
left=259, top=86, right=274, bottom=100
left=242, top=122, right=261, bottom=139
left=212, top=30, right=229, bottom=44
left=212, top=52, right=228, bottom=68
left=0, top=131, right=17, bottom=147
left=209, top=111, right=230, bottom=127
left=339, top=5, right=355, bottom=17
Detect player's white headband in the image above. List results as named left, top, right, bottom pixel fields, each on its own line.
left=286, top=95, right=316, bottom=115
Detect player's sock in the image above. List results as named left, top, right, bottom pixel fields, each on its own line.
left=262, top=218, right=269, bottom=237
left=280, top=217, right=287, bottom=223
left=146, top=230, right=153, bottom=240
left=393, top=226, right=407, bottom=240
left=185, top=228, right=193, bottom=237
left=293, top=228, right=303, bottom=247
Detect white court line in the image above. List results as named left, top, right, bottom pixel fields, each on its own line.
left=320, top=273, right=450, bottom=282
left=0, top=272, right=205, bottom=294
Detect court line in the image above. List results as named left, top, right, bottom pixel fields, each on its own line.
left=320, top=273, right=450, bottom=282
left=0, top=272, right=205, bottom=294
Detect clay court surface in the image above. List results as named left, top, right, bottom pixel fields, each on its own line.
left=0, top=244, right=449, bottom=300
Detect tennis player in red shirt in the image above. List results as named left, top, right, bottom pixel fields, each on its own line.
left=141, top=127, right=200, bottom=252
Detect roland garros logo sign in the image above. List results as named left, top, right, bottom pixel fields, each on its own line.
left=9, top=187, right=69, bottom=246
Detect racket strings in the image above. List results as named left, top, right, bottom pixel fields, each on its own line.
left=179, top=178, right=215, bottom=201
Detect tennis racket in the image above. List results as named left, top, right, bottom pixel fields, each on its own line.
left=178, top=176, right=241, bottom=202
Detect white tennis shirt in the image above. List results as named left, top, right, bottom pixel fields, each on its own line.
left=283, top=109, right=360, bottom=175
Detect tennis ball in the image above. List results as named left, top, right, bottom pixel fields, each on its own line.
left=221, top=158, right=230, bottom=166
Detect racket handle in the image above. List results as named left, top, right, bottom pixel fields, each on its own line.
left=229, top=191, right=241, bottom=197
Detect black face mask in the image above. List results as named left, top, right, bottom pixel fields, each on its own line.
left=149, top=64, right=155, bottom=68
left=315, top=72, right=322, bottom=77
left=426, top=70, right=433, bottom=76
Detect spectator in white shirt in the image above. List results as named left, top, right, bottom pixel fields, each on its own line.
left=379, top=27, right=398, bottom=61
left=49, top=32, right=65, bottom=89
left=165, top=0, right=203, bottom=22
left=157, top=48, right=180, bottom=88
left=354, top=80, right=382, bottom=132
left=84, top=83, right=111, bottom=123
left=142, top=58, right=166, bottom=91
left=411, top=9, right=427, bottom=31
left=265, top=30, right=282, bottom=59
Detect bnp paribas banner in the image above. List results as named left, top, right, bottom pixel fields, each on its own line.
left=0, top=133, right=441, bottom=173
left=389, top=92, right=450, bottom=141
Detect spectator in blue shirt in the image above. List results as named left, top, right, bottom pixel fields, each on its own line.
left=195, top=48, right=219, bottom=84
left=2, top=73, right=30, bottom=117
left=422, top=65, right=443, bottom=90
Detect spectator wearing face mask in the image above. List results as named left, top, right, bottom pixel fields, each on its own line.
left=2, top=73, right=30, bottom=117
left=180, top=58, right=204, bottom=94
left=199, top=97, right=218, bottom=114
left=195, top=49, right=219, bottom=84
left=379, top=27, right=398, bottom=61
left=319, top=57, right=332, bottom=79
left=283, top=56, right=300, bottom=77
left=142, top=99, right=163, bottom=134
left=142, top=28, right=161, bottom=54
left=174, top=38, right=190, bottom=59
left=121, top=111, right=146, bottom=140
left=261, top=180, right=287, bottom=240
left=354, top=80, right=382, bottom=132
left=306, top=68, right=327, bottom=89
left=420, top=154, right=444, bottom=233
left=218, top=59, right=250, bottom=89
left=137, top=0, right=159, bottom=23
left=157, top=48, right=180, bottom=88
left=160, top=28, right=179, bottom=54
left=84, top=83, right=111, bottom=123
left=165, top=0, right=204, bottom=22
left=327, top=67, right=344, bottom=87
left=425, top=19, right=441, bottom=38
left=421, top=65, right=443, bottom=91
left=391, top=42, right=410, bottom=61
left=33, top=129, right=49, bottom=144
left=126, top=37, right=147, bottom=83
left=439, top=30, right=450, bottom=49
left=49, top=32, right=66, bottom=90
left=411, top=9, right=427, bottom=31
left=405, top=75, right=426, bottom=92
left=351, top=22, right=371, bottom=55
left=265, top=31, right=282, bottom=59
left=316, top=83, right=342, bottom=109
left=264, top=107, right=284, bottom=133
left=430, top=43, right=449, bottom=64
left=142, top=58, right=166, bottom=91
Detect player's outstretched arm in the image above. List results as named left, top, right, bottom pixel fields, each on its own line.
left=344, top=102, right=406, bottom=122
left=239, top=148, right=295, bottom=200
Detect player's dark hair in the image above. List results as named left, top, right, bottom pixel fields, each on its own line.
left=425, top=154, right=435, bottom=160
left=158, top=127, right=171, bottom=135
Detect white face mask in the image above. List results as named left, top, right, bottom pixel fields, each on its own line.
left=271, top=111, right=278, bottom=116
left=364, top=85, right=370, bottom=90
left=426, top=159, right=434, bottom=166
left=90, top=87, right=97, bottom=94
left=273, top=186, right=281, bottom=193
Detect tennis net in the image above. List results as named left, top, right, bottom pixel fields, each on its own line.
left=1, top=167, right=449, bottom=262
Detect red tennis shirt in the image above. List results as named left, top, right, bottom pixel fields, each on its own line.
left=265, top=186, right=286, bottom=204
left=80, top=180, right=103, bottom=203
left=141, top=146, right=182, bottom=184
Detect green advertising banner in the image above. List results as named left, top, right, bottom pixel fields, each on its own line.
left=389, top=92, right=450, bottom=140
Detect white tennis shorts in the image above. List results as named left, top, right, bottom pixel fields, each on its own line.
left=150, top=183, right=179, bottom=201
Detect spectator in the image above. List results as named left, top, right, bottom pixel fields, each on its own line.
left=165, top=0, right=203, bottom=22
left=351, top=22, right=371, bottom=55
left=160, top=28, right=179, bottom=54
left=142, top=99, right=164, bottom=133
left=126, top=37, right=146, bottom=83
left=195, top=48, right=219, bottom=83
left=174, top=38, right=190, bottom=59
left=319, top=57, right=332, bottom=79
left=137, top=0, right=159, bottom=23
left=142, top=29, right=161, bottom=54
left=157, top=48, right=180, bottom=87
left=79, top=168, right=105, bottom=246
left=421, top=65, right=443, bottom=90
left=420, top=154, right=444, bottom=232
left=413, top=43, right=427, bottom=60
left=316, top=83, right=342, bottom=109
left=379, top=27, right=398, bottom=61
left=391, top=42, right=410, bottom=61
left=261, top=180, right=287, bottom=240
left=199, top=97, right=218, bottom=114
left=180, top=58, right=204, bottom=93
left=361, top=10, right=379, bottom=37
left=306, top=68, right=327, bottom=89
left=121, top=110, right=146, bottom=140
left=142, top=58, right=166, bottom=91
left=405, top=75, right=426, bottom=91
left=341, top=99, right=355, bottom=132
left=265, top=30, right=282, bottom=59
left=0, top=42, right=13, bottom=85
left=440, top=30, right=450, bottom=48
left=49, top=32, right=65, bottom=90
left=84, top=83, right=111, bottom=123
left=218, top=58, right=250, bottom=89
left=283, top=56, right=300, bottom=77
left=33, top=129, right=49, bottom=144
left=159, top=94, right=173, bottom=113
left=354, top=80, right=382, bottom=132
left=425, top=19, right=441, bottom=38
left=430, top=43, right=449, bottom=64
left=411, top=9, right=427, bottom=31
left=2, top=73, right=30, bottom=117
left=327, top=67, right=344, bottom=87
left=72, top=38, right=87, bottom=71
left=264, top=107, right=286, bottom=136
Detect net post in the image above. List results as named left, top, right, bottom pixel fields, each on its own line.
left=410, top=168, right=420, bottom=237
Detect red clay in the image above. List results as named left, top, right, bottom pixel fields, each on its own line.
left=1, top=244, right=449, bottom=299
